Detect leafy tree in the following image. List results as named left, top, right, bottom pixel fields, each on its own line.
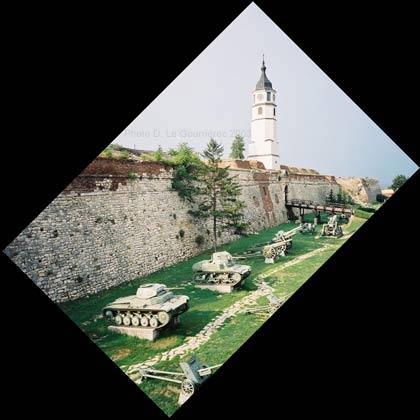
left=169, top=143, right=202, bottom=202
left=389, top=174, right=407, bottom=191
left=190, top=139, right=246, bottom=251
left=168, top=142, right=201, bottom=166
left=229, top=134, right=245, bottom=159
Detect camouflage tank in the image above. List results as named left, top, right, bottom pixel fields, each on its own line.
left=102, top=284, right=189, bottom=328
left=192, top=251, right=251, bottom=287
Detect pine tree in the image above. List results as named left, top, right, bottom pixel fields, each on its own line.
left=229, top=134, right=245, bottom=159
left=191, top=139, right=246, bottom=251
left=336, top=190, right=343, bottom=204
left=326, top=189, right=335, bottom=204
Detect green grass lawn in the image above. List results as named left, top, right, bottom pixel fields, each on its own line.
left=60, top=216, right=365, bottom=416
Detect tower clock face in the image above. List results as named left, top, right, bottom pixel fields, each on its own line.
left=257, top=93, right=263, bottom=101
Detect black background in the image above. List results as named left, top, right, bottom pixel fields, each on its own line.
left=2, top=2, right=418, bottom=418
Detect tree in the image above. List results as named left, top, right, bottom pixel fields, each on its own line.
left=229, top=134, right=245, bottom=159
left=336, top=190, right=343, bottom=204
left=389, top=174, right=407, bottom=191
left=191, top=139, right=246, bottom=251
left=326, top=189, right=335, bottom=204
left=168, top=143, right=202, bottom=202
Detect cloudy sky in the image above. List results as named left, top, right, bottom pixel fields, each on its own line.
left=112, top=3, right=417, bottom=187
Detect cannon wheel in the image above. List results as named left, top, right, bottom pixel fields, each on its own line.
left=263, top=246, right=276, bottom=259
left=181, top=379, right=195, bottom=396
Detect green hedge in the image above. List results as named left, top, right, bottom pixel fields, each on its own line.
left=357, top=206, right=376, bottom=213
left=354, top=209, right=373, bottom=219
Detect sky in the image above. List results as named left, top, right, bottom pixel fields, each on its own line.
left=112, top=3, right=418, bottom=187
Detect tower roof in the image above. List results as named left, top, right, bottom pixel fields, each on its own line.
left=255, top=57, right=272, bottom=90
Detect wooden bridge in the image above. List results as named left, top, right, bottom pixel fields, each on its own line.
left=285, top=198, right=354, bottom=222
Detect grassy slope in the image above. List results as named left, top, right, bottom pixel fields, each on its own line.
left=60, top=216, right=365, bottom=416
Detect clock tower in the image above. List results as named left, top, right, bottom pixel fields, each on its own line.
left=248, top=58, right=280, bottom=170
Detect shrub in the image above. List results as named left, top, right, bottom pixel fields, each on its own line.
left=376, top=193, right=386, bottom=203
left=128, top=171, right=138, bottom=180
left=357, top=206, right=376, bottom=213
left=178, top=229, right=185, bottom=238
left=195, top=235, right=205, bottom=246
left=119, top=150, right=130, bottom=159
left=100, top=147, right=113, bottom=158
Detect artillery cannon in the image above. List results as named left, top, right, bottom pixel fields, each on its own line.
left=192, top=251, right=251, bottom=288
left=321, top=215, right=343, bottom=237
left=243, top=293, right=285, bottom=317
left=137, top=355, right=222, bottom=405
left=299, top=222, right=316, bottom=234
left=263, top=225, right=302, bottom=263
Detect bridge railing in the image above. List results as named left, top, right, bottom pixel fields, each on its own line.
left=288, top=198, right=354, bottom=212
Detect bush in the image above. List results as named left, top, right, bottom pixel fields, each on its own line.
left=119, top=150, right=130, bottom=159
left=178, top=229, right=185, bottom=238
left=376, top=194, right=386, bottom=203
left=128, top=171, right=138, bottom=180
left=357, top=206, right=376, bottom=213
left=100, top=147, right=113, bottom=158
left=195, top=235, right=205, bottom=246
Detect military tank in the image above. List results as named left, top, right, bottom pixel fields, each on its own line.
left=102, top=283, right=189, bottom=328
left=192, top=251, right=251, bottom=287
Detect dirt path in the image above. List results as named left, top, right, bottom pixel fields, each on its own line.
left=125, top=244, right=331, bottom=382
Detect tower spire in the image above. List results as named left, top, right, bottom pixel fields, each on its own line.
left=256, top=55, right=272, bottom=90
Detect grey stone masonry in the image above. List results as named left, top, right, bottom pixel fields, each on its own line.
left=4, top=158, right=337, bottom=303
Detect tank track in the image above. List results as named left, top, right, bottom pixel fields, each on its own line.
left=104, top=308, right=184, bottom=329
left=193, top=271, right=250, bottom=287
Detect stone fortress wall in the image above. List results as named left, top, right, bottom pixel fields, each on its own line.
left=336, top=177, right=382, bottom=204
left=5, top=158, right=363, bottom=303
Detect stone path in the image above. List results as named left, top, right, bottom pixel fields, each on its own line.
left=125, top=245, right=331, bottom=382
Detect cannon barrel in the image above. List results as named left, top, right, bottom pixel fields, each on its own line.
left=283, top=225, right=303, bottom=237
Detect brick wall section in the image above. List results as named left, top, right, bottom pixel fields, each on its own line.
left=5, top=158, right=337, bottom=303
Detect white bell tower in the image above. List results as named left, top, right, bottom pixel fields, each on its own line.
left=248, top=57, right=280, bottom=170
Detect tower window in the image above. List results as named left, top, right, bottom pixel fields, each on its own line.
left=258, top=107, right=263, bottom=115
left=273, top=94, right=276, bottom=101
left=273, top=108, right=276, bottom=116
left=263, top=186, right=267, bottom=196
left=253, top=94, right=255, bottom=103
left=267, top=92, right=271, bottom=101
